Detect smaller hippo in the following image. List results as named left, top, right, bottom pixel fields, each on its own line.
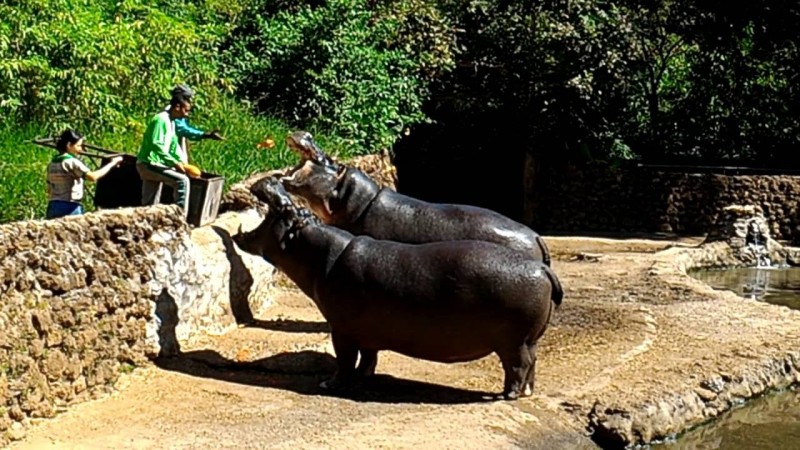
left=281, top=131, right=551, bottom=265
left=234, top=176, right=563, bottom=400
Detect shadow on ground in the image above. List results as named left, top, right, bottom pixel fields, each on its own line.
left=154, top=349, right=496, bottom=405
left=247, top=319, right=330, bottom=333
left=544, top=230, right=704, bottom=242
left=211, top=226, right=255, bottom=324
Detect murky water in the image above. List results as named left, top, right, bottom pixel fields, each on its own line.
left=658, top=267, right=800, bottom=450
left=654, top=386, right=800, bottom=450
left=691, top=266, right=800, bottom=311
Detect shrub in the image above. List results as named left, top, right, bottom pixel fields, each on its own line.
left=222, top=0, right=455, bottom=153
left=0, top=0, right=233, bottom=135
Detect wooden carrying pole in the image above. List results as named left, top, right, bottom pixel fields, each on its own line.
left=31, top=137, right=126, bottom=160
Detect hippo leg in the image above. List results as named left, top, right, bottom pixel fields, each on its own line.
left=497, top=343, right=534, bottom=400
left=320, top=332, right=358, bottom=390
left=523, top=300, right=555, bottom=396
left=522, top=344, right=538, bottom=397
left=355, top=349, right=378, bottom=377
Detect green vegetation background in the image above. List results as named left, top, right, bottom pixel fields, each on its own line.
left=2, top=0, right=799, bottom=222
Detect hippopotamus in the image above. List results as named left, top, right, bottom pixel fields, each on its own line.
left=233, top=176, right=563, bottom=400
left=280, top=131, right=551, bottom=265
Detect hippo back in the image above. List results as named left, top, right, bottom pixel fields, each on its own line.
left=315, top=237, right=557, bottom=362
left=353, top=189, right=550, bottom=264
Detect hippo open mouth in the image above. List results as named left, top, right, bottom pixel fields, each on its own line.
left=285, top=130, right=338, bottom=168
left=236, top=175, right=320, bottom=254
left=279, top=160, right=344, bottom=223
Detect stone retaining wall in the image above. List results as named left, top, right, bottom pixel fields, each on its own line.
left=524, top=157, right=800, bottom=242
left=0, top=206, right=274, bottom=443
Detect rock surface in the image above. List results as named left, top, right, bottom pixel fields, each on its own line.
left=524, top=157, right=800, bottom=242
left=703, top=204, right=800, bottom=267
left=0, top=206, right=276, bottom=445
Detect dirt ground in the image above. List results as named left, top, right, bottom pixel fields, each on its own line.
left=9, top=235, right=800, bottom=449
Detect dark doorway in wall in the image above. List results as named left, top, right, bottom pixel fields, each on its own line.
left=391, top=114, right=527, bottom=222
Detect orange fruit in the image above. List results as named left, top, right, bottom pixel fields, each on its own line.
left=184, top=164, right=202, bottom=178
left=256, top=136, right=276, bottom=149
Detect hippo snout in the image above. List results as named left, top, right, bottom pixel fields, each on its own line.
left=232, top=225, right=260, bottom=255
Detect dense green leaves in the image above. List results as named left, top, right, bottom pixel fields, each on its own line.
left=1, top=0, right=799, bottom=172
left=0, top=0, right=236, bottom=135
left=222, top=0, right=454, bottom=153
left=411, top=0, right=800, bottom=164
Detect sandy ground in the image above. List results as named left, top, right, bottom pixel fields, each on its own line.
left=10, top=235, right=800, bottom=449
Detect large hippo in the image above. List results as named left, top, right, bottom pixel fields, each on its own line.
left=233, top=176, right=563, bottom=400
left=280, top=131, right=551, bottom=265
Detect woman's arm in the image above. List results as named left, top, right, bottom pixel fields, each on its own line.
left=86, top=156, right=123, bottom=182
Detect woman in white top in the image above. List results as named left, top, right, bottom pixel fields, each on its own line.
left=45, top=129, right=123, bottom=219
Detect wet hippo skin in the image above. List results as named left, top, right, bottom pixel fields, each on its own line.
left=281, top=131, right=552, bottom=265
left=234, top=177, right=564, bottom=400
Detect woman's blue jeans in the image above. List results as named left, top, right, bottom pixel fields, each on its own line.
left=46, top=200, right=83, bottom=219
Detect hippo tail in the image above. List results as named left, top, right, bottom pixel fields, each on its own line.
left=535, top=235, right=552, bottom=267
left=542, top=265, right=563, bottom=308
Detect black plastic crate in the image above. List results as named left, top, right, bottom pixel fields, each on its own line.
left=94, top=155, right=141, bottom=208
left=94, top=157, right=225, bottom=227
left=186, top=172, right=225, bottom=227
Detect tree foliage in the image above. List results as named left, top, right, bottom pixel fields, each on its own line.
left=1, top=0, right=799, bottom=163
left=0, top=0, right=240, bottom=135
left=221, top=0, right=455, bottom=153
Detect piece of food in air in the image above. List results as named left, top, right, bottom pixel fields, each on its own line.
left=256, top=137, right=276, bottom=149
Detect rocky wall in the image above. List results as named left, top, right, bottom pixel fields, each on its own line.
left=524, top=156, right=800, bottom=241
left=0, top=206, right=274, bottom=443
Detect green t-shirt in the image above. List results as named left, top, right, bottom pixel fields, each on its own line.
left=137, top=111, right=181, bottom=167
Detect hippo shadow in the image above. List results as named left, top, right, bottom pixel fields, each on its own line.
left=211, top=226, right=255, bottom=324
left=154, top=349, right=494, bottom=405
left=246, top=318, right=330, bottom=333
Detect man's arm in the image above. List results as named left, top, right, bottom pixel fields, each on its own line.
left=175, top=118, right=206, bottom=142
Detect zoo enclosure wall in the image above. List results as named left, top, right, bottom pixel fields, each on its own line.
left=523, top=157, right=800, bottom=243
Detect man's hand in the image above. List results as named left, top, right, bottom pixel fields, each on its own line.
left=111, top=156, right=124, bottom=167
left=203, top=129, right=225, bottom=141
left=175, top=162, right=187, bottom=173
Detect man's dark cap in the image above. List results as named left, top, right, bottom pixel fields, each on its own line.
left=171, top=84, right=195, bottom=98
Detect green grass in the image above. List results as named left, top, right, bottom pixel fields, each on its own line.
left=0, top=123, right=53, bottom=223
left=0, top=98, right=361, bottom=223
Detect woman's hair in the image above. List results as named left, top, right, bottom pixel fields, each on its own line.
left=56, top=129, right=84, bottom=153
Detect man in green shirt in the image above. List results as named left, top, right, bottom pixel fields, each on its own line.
left=167, top=84, right=224, bottom=163
left=136, top=95, right=192, bottom=214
